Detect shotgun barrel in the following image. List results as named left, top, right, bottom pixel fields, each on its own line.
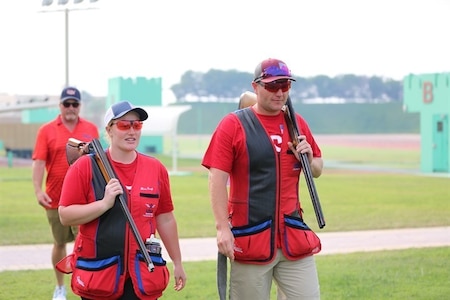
left=284, top=97, right=326, bottom=229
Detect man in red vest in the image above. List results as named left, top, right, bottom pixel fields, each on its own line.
left=203, top=58, right=323, bottom=299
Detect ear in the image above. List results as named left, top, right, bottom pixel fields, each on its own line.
left=251, top=81, right=259, bottom=93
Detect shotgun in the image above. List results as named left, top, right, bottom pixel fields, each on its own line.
left=284, top=97, right=326, bottom=229
left=67, top=138, right=155, bottom=272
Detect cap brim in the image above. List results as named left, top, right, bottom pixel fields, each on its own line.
left=113, top=107, right=148, bottom=122
left=259, top=76, right=296, bottom=83
left=60, top=97, right=80, bottom=102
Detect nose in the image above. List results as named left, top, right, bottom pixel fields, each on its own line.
left=275, top=88, right=283, bottom=95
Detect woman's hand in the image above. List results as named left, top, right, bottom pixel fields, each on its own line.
left=103, top=178, right=123, bottom=209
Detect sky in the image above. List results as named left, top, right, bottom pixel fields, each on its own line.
left=0, top=0, right=449, bottom=102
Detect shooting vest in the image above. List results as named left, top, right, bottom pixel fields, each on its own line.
left=230, top=108, right=321, bottom=264
left=68, top=154, right=169, bottom=300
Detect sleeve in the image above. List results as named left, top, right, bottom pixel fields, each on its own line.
left=201, top=113, right=238, bottom=173
left=60, top=155, right=93, bottom=206
left=155, top=162, right=174, bottom=215
left=32, top=124, right=49, bottom=161
left=297, top=114, right=322, bottom=158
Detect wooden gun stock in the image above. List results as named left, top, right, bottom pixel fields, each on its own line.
left=284, top=97, right=326, bottom=229
left=238, top=91, right=257, bottom=109
left=66, top=138, right=90, bottom=165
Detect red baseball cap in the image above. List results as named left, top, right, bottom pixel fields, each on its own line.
left=253, top=58, right=296, bottom=83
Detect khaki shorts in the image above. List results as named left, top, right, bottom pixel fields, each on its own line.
left=46, top=209, right=78, bottom=245
left=230, top=249, right=320, bottom=300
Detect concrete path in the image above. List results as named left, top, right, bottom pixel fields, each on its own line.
left=1, top=226, right=449, bottom=272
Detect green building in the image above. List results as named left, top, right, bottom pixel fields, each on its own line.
left=403, top=73, right=450, bottom=173
left=107, top=76, right=163, bottom=153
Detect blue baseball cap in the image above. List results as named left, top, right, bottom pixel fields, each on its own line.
left=60, top=86, right=81, bottom=102
left=104, top=100, right=148, bottom=127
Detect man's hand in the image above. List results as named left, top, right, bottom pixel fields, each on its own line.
left=36, top=190, right=52, bottom=208
left=217, top=225, right=235, bottom=261
left=288, top=134, right=313, bottom=164
left=288, top=135, right=323, bottom=178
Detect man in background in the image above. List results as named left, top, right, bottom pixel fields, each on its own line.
left=32, top=86, right=99, bottom=300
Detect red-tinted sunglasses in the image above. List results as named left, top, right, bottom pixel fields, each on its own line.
left=111, top=120, right=143, bottom=131
left=62, top=101, right=80, bottom=108
left=258, top=80, right=291, bottom=93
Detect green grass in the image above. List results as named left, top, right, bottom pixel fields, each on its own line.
left=305, top=172, right=450, bottom=231
left=1, top=247, right=449, bottom=300
left=162, top=134, right=421, bottom=169
left=320, top=145, right=420, bottom=169
left=1, top=164, right=448, bottom=244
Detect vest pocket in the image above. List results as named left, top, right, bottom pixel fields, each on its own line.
left=72, top=255, right=122, bottom=298
left=132, top=252, right=170, bottom=298
left=231, top=218, right=273, bottom=262
left=283, top=215, right=321, bottom=258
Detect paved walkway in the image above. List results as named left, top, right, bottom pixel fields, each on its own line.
left=1, top=227, right=449, bottom=272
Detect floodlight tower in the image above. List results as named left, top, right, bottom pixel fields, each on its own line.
left=40, top=0, right=99, bottom=88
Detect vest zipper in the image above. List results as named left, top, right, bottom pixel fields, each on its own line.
left=124, top=188, right=132, bottom=275
left=276, top=151, right=281, bottom=250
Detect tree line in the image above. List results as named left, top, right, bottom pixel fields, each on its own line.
left=170, top=70, right=403, bottom=104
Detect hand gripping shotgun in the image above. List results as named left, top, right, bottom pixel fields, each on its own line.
left=66, top=138, right=155, bottom=272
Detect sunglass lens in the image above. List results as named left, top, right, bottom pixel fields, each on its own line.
left=116, top=121, right=130, bottom=130
left=115, top=120, right=143, bottom=131
left=262, top=81, right=290, bottom=93
left=63, top=102, right=79, bottom=108
left=133, top=122, right=143, bottom=130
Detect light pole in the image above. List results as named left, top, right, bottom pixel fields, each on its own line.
left=40, top=0, right=99, bottom=88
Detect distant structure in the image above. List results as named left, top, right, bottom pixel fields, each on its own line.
left=107, top=77, right=191, bottom=174
left=107, top=76, right=164, bottom=153
left=403, top=73, right=450, bottom=173
left=0, top=94, right=60, bottom=158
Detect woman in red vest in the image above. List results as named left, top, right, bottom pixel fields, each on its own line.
left=59, top=100, right=186, bottom=300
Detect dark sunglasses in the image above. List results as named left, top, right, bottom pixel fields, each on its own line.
left=258, top=80, right=291, bottom=93
left=62, top=102, right=80, bottom=108
left=111, top=120, right=143, bottom=131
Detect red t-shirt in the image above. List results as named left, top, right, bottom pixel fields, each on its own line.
left=202, top=108, right=322, bottom=226
left=202, top=108, right=321, bottom=174
left=32, top=115, right=99, bottom=209
left=60, top=151, right=174, bottom=215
